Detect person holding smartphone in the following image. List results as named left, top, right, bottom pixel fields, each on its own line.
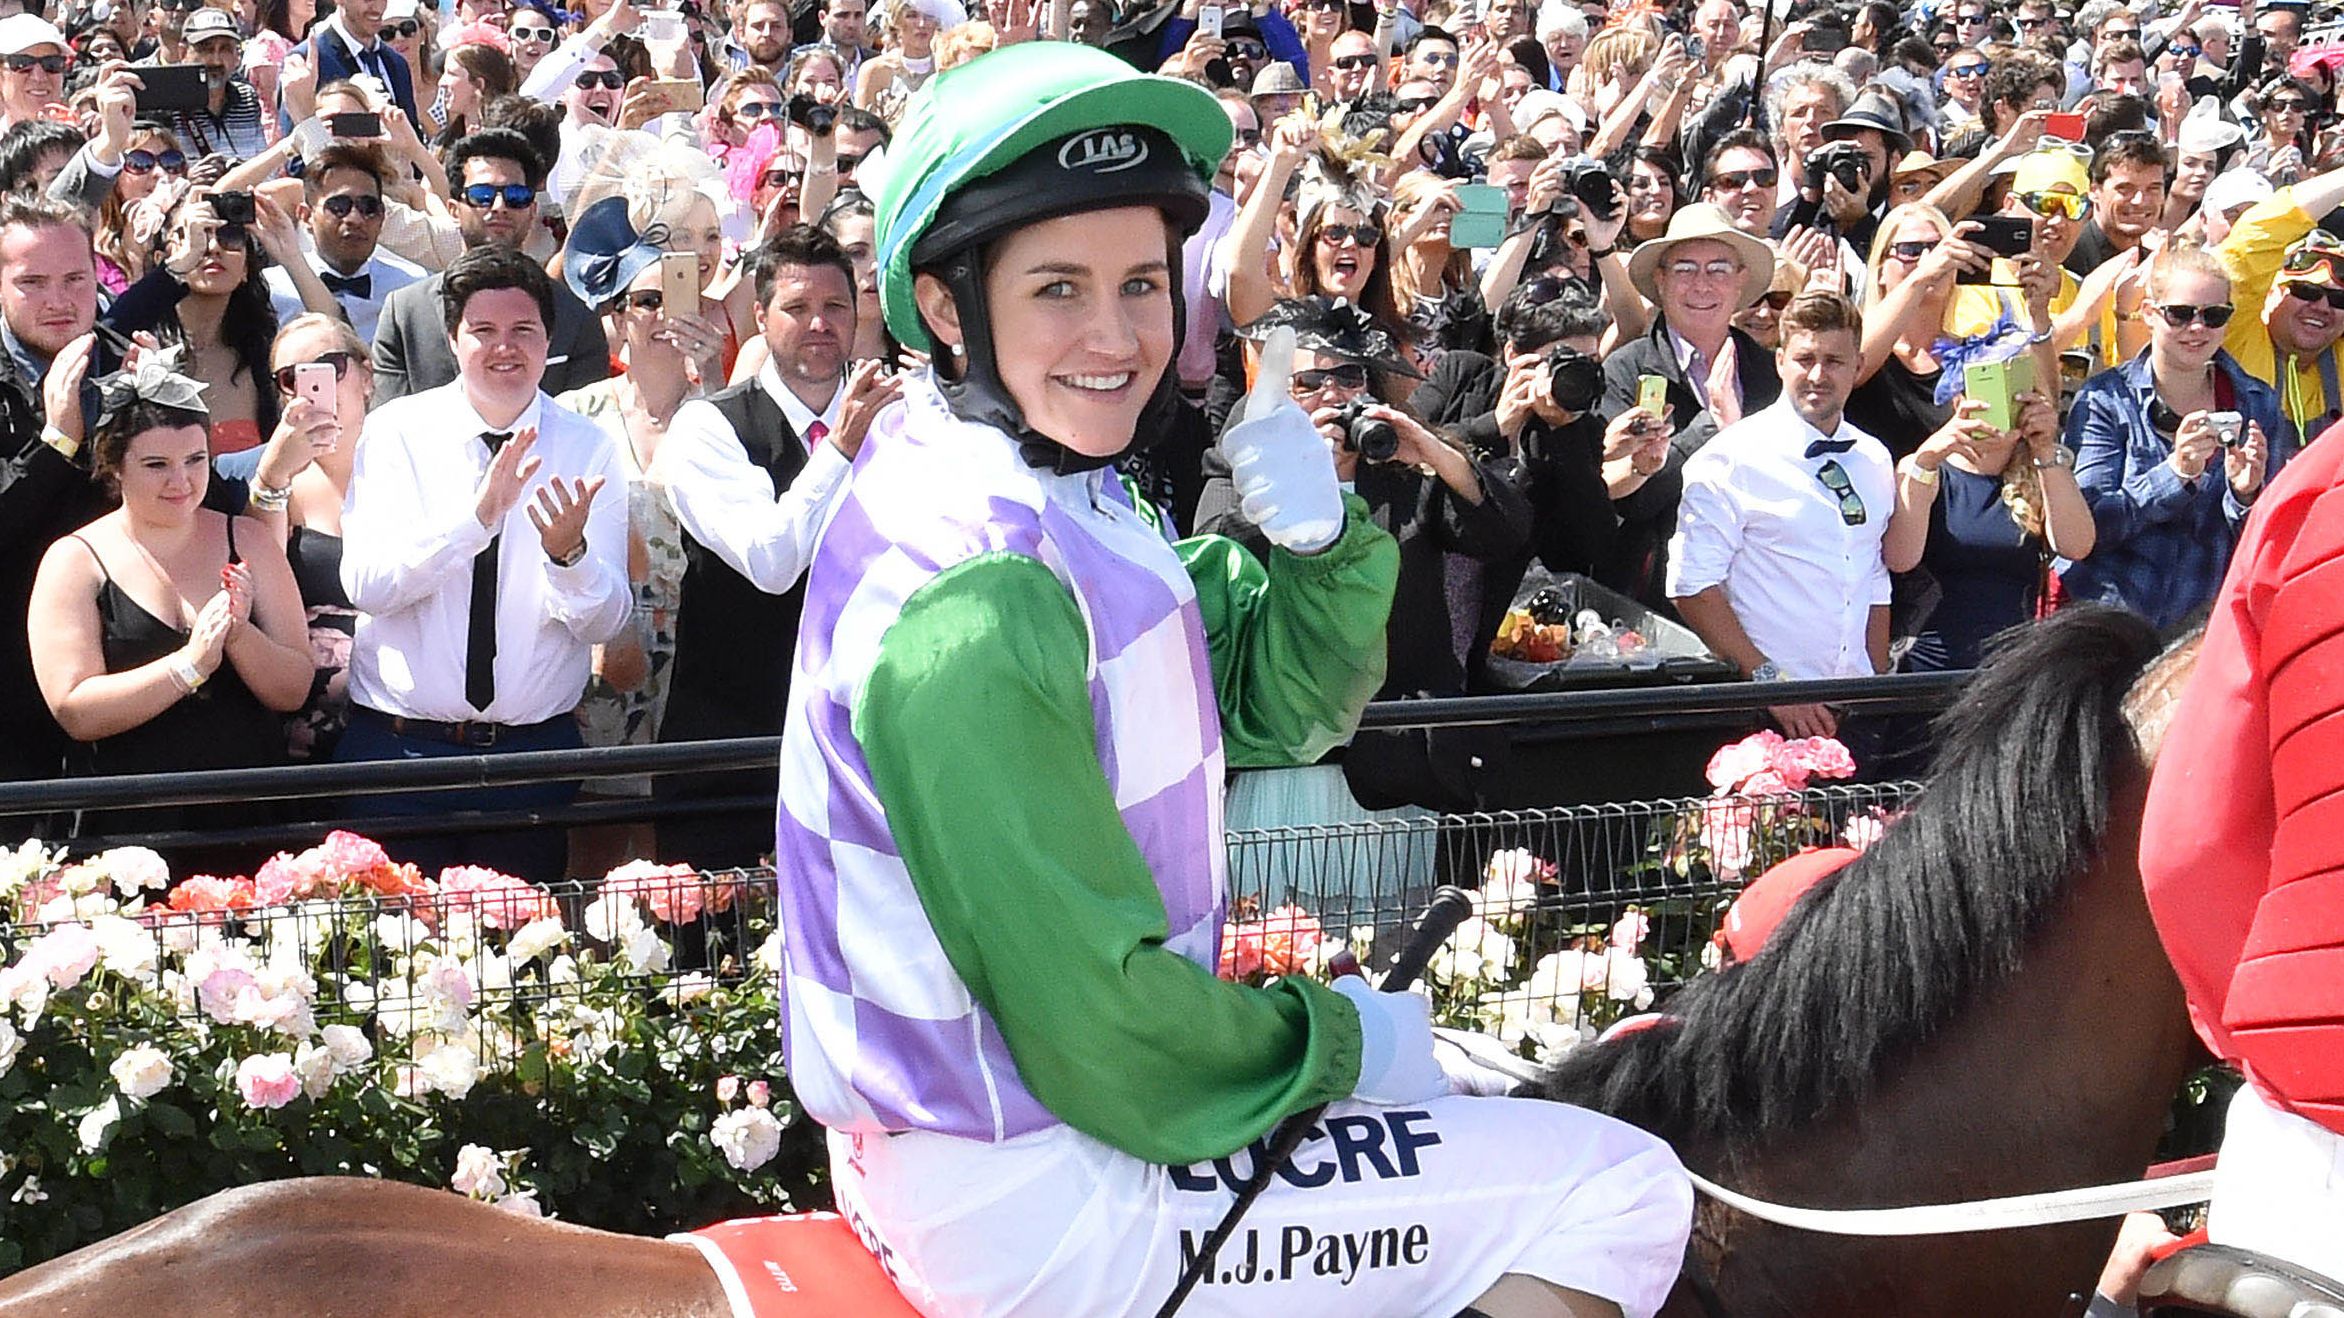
left=2062, top=244, right=2290, bottom=629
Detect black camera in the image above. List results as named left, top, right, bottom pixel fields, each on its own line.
left=1334, top=399, right=1399, bottom=463
left=1545, top=343, right=1602, bottom=415
left=1804, top=141, right=1871, bottom=197
left=209, top=190, right=256, bottom=226
left=1565, top=158, right=1619, bottom=222
left=787, top=93, right=836, bottom=135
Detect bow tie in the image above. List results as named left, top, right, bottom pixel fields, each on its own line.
left=1805, top=437, right=1856, bottom=459
left=481, top=430, right=514, bottom=454
left=320, top=270, right=372, bottom=298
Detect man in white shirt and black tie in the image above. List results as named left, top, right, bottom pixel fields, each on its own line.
left=654, top=225, right=896, bottom=867
left=338, top=244, right=629, bottom=879
left=1667, top=290, right=1893, bottom=742
left=263, top=140, right=424, bottom=342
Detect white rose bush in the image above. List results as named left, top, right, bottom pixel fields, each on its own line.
left=0, top=837, right=817, bottom=1275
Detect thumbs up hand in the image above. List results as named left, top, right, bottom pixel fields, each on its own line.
left=1221, top=327, right=1346, bottom=555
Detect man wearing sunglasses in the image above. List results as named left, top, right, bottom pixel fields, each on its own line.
left=264, top=141, right=423, bottom=341
left=371, top=129, right=609, bottom=402
left=1669, top=291, right=1893, bottom=742
left=1322, top=30, right=1382, bottom=104
left=0, top=14, right=69, bottom=130
left=284, top=0, right=421, bottom=134
left=169, top=8, right=269, bottom=162
left=2214, top=160, right=2344, bottom=441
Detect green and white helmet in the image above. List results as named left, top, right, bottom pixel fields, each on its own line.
left=872, top=43, right=1233, bottom=471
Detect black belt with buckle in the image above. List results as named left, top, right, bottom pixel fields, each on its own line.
left=356, top=707, right=563, bottom=749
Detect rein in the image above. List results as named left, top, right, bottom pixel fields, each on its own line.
left=1681, top=1166, right=2215, bottom=1237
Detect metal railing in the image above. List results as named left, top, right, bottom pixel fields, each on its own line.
left=10, top=784, right=1923, bottom=1058
left=0, top=673, right=1969, bottom=857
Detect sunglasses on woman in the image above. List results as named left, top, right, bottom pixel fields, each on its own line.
left=2155, top=302, right=2236, bottom=327
left=272, top=350, right=357, bottom=395
left=386, top=19, right=421, bottom=37
left=1886, top=239, right=1937, bottom=261
left=624, top=289, right=665, bottom=311
left=459, top=182, right=536, bottom=208
left=1316, top=222, right=1381, bottom=247
left=124, top=147, right=188, bottom=174
left=2271, top=97, right=2314, bottom=113
left=760, top=167, right=801, bottom=190
left=573, top=69, right=626, bottom=90
left=1293, top=363, right=1368, bottom=391
left=509, top=23, right=556, bottom=41
left=2017, top=190, right=2090, bottom=220
left=2285, top=281, right=2344, bottom=310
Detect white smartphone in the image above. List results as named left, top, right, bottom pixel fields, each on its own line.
left=294, top=361, right=336, bottom=411
left=1198, top=4, right=1224, bottom=37
left=641, top=10, right=686, bottom=42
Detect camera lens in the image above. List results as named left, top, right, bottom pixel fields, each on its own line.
left=1340, top=401, right=1399, bottom=462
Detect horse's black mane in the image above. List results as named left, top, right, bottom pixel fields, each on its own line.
left=1540, top=605, right=2164, bottom=1145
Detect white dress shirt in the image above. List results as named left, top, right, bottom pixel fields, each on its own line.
left=341, top=385, right=632, bottom=724
left=264, top=244, right=427, bottom=343
left=1665, top=397, right=1894, bottom=680
left=659, top=362, right=855, bottom=594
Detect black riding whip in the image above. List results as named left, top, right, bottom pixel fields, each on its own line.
left=1153, top=885, right=1479, bottom=1318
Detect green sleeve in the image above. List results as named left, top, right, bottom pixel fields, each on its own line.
left=1180, top=493, right=1400, bottom=769
left=854, top=552, right=1363, bottom=1165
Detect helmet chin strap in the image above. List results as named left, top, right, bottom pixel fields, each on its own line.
left=927, top=239, right=1192, bottom=477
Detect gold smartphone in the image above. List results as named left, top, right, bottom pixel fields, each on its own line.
left=1637, top=373, right=1669, bottom=417
left=660, top=251, right=701, bottom=314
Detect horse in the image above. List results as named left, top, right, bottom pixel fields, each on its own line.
left=1542, top=604, right=2208, bottom=1318
left=0, top=606, right=2206, bottom=1317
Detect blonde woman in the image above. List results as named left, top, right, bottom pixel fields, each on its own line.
left=1387, top=170, right=1489, bottom=355
left=853, top=0, right=951, bottom=126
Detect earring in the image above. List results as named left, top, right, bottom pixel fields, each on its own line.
left=949, top=343, right=965, bottom=357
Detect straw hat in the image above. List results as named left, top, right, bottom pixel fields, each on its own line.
left=1890, top=149, right=1957, bottom=185
left=1627, top=203, right=1776, bottom=309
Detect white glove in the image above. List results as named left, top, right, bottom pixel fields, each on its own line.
left=1222, top=326, right=1345, bottom=554
left=1334, top=975, right=1447, bottom=1107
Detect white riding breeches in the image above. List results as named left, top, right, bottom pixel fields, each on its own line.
left=2210, top=1083, right=2344, bottom=1285
left=827, top=1094, right=1692, bottom=1318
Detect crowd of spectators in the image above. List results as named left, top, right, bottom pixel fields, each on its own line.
left=0, top=0, right=2335, bottom=875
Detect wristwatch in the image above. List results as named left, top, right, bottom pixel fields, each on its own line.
left=2032, top=445, right=2075, bottom=471
left=1750, top=660, right=1784, bottom=683
left=549, top=539, right=588, bottom=568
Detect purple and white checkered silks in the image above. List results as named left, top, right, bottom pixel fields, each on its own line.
left=774, top=378, right=1225, bottom=1142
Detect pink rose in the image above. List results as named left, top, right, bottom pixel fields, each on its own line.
left=1698, top=801, right=1757, bottom=878
left=436, top=866, right=557, bottom=930
left=1738, top=769, right=1797, bottom=798
left=197, top=967, right=259, bottom=1024
left=715, top=1074, right=740, bottom=1104
left=1255, top=906, right=1323, bottom=977
left=601, top=861, right=708, bottom=925
left=746, top=1080, right=771, bottom=1108
left=27, top=923, right=102, bottom=989
left=252, top=851, right=331, bottom=905
left=1608, top=909, right=1650, bottom=955
left=315, top=831, right=393, bottom=885
left=236, top=1053, right=302, bottom=1110
left=1218, top=924, right=1266, bottom=980
left=1786, top=736, right=1858, bottom=780
left=1704, top=731, right=1785, bottom=793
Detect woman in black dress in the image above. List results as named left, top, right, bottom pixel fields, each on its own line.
left=26, top=351, right=312, bottom=876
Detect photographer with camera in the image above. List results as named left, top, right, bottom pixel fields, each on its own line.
left=1200, top=295, right=1529, bottom=810
left=1775, top=88, right=1906, bottom=257
left=1414, top=277, right=1655, bottom=678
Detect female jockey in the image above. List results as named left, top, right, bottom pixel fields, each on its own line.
left=761, top=43, right=1692, bottom=1318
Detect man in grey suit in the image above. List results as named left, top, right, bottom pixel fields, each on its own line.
left=371, top=129, right=610, bottom=402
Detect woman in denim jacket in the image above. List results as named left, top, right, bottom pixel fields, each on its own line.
left=2061, top=246, right=2296, bottom=629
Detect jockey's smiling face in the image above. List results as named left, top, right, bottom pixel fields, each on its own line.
left=915, top=204, right=1178, bottom=460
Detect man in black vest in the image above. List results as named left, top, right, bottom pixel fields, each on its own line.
left=658, top=225, right=898, bottom=868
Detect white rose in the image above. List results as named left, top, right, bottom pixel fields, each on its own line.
left=321, top=1024, right=373, bottom=1072
left=619, top=925, right=670, bottom=975
left=89, top=915, right=159, bottom=984
left=584, top=892, right=643, bottom=943
left=418, top=1040, right=479, bottom=1100
left=505, top=916, right=568, bottom=964
left=293, top=1042, right=335, bottom=1099
left=1600, top=946, right=1651, bottom=1005
left=107, top=1044, right=173, bottom=1099
left=711, top=1107, right=784, bottom=1173
left=751, top=931, right=782, bottom=975
left=494, top=1190, right=543, bottom=1217
left=670, top=973, right=716, bottom=1004
left=450, top=1143, right=506, bottom=1199
left=0, top=1019, right=22, bottom=1078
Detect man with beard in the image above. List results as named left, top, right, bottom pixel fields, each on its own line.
left=733, top=0, right=791, bottom=70
left=287, top=0, right=420, bottom=130
left=371, top=129, right=610, bottom=401
left=167, top=9, right=268, bottom=160
left=655, top=225, right=896, bottom=868
left=2217, top=161, right=2344, bottom=441
left=817, top=0, right=874, bottom=78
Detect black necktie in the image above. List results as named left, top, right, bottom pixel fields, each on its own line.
left=465, top=431, right=512, bottom=714
left=1805, top=437, right=1856, bottom=459
left=320, top=270, right=372, bottom=298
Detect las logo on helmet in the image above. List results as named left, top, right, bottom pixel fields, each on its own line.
left=1060, top=130, right=1150, bottom=174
